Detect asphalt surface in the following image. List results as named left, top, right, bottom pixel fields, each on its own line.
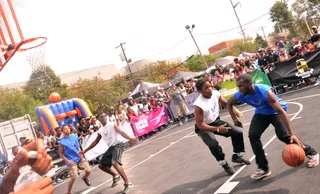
left=54, top=85, right=320, bottom=194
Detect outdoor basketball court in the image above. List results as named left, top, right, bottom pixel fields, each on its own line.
left=53, top=85, right=320, bottom=194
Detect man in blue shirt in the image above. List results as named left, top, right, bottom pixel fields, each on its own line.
left=59, top=125, right=91, bottom=194
left=0, top=151, right=8, bottom=174
left=227, top=74, right=319, bottom=180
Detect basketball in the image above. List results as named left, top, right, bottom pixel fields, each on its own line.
left=282, top=144, right=305, bottom=167
left=49, top=92, right=61, bottom=103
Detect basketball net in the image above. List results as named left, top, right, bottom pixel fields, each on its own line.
left=24, top=40, right=47, bottom=73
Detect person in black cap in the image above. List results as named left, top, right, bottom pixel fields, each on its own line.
left=310, top=26, right=320, bottom=49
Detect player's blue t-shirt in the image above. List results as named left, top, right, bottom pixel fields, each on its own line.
left=234, top=84, right=288, bottom=115
left=59, top=135, right=80, bottom=166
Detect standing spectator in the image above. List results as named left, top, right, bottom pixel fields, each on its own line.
left=78, top=117, right=90, bottom=137
left=91, top=116, right=101, bottom=131
left=107, top=107, right=118, bottom=123
left=19, top=137, right=26, bottom=147
left=59, top=125, right=91, bottom=194
left=244, top=60, right=257, bottom=74
left=0, top=151, right=8, bottom=174
left=8, top=146, right=19, bottom=163
left=179, top=83, right=188, bottom=97
left=171, top=85, right=188, bottom=126
left=149, top=96, right=159, bottom=109
left=127, top=97, right=139, bottom=115
left=310, top=26, right=320, bottom=49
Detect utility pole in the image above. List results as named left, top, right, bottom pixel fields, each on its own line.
left=230, top=0, right=246, bottom=40
left=185, top=24, right=208, bottom=68
left=304, top=18, right=313, bottom=36
left=260, top=26, right=268, bottom=41
left=115, top=42, right=136, bottom=87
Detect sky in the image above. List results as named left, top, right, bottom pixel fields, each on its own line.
left=0, top=0, right=280, bottom=85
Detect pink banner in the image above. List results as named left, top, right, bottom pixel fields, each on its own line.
left=131, top=105, right=169, bottom=137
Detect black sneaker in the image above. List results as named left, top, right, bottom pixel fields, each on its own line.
left=82, top=177, right=91, bottom=186
left=221, top=162, right=235, bottom=175
left=232, top=154, right=251, bottom=165
left=123, top=183, right=134, bottom=193
left=111, top=175, right=121, bottom=188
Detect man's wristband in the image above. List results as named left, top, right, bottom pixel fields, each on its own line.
left=216, top=127, right=220, bottom=133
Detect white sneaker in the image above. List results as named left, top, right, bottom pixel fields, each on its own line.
left=307, top=153, right=319, bottom=168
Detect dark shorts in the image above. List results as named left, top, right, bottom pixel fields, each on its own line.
left=100, top=142, right=125, bottom=168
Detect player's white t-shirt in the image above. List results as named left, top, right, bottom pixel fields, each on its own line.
left=193, top=90, right=220, bottom=124
left=98, top=122, right=125, bottom=147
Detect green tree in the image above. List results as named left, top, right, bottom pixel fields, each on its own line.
left=254, top=34, right=268, bottom=48
left=292, top=0, right=320, bottom=38
left=24, top=65, right=68, bottom=104
left=184, top=54, right=219, bottom=72
left=270, top=1, right=295, bottom=34
left=0, top=88, right=43, bottom=122
left=142, top=61, right=190, bottom=83
left=221, top=41, right=260, bottom=57
left=68, top=74, right=128, bottom=114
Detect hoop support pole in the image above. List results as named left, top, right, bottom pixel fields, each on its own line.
left=7, top=0, right=24, bottom=41
left=0, top=2, right=15, bottom=45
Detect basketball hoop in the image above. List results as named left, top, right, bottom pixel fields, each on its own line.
left=17, top=37, right=47, bottom=72
left=0, top=37, right=47, bottom=72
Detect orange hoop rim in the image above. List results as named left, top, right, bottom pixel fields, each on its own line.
left=17, top=37, right=47, bottom=52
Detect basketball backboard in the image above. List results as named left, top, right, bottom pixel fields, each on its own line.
left=0, top=0, right=24, bottom=72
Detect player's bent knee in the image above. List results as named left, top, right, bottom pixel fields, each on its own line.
left=98, top=164, right=105, bottom=170
left=111, top=161, right=119, bottom=167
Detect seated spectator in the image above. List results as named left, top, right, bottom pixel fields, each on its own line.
left=233, top=64, right=243, bottom=78
left=238, top=59, right=245, bottom=70
left=213, top=69, right=223, bottom=85
left=223, top=68, right=235, bottom=81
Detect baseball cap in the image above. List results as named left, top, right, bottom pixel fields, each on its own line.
left=311, top=25, right=318, bottom=29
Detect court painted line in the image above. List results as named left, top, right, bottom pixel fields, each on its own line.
left=54, top=125, right=191, bottom=188
left=214, top=101, right=303, bottom=194
left=81, top=131, right=195, bottom=194
left=58, top=93, right=320, bottom=191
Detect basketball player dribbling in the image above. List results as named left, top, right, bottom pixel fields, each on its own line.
left=194, top=79, right=251, bottom=175
left=227, top=74, right=319, bottom=180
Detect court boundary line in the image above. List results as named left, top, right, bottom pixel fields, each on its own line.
left=214, top=93, right=320, bottom=194
left=58, top=93, right=320, bottom=193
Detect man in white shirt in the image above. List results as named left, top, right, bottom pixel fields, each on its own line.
left=80, top=113, right=138, bottom=194
left=194, top=79, right=250, bottom=175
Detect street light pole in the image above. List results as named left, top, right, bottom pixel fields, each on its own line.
left=230, top=0, right=246, bottom=40
left=115, top=42, right=136, bottom=87
left=185, top=24, right=208, bottom=68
